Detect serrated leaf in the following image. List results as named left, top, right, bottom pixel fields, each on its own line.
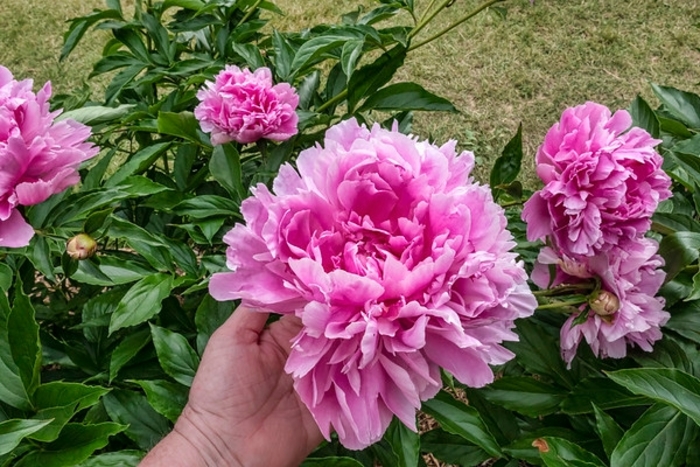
left=422, top=390, right=501, bottom=458
left=610, top=404, right=697, bottom=467
left=150, top=325, right=200, bottom=387
left=109, top=274, right=174, bottom=334
left=607, top=368, right=700, bottom=427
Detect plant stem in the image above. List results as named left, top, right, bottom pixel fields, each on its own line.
left=409, top=0, right=505, bottom=51
left=409, top=0, right=453, bottom=40
left=237, top=0, right=263, bottom=28
left=532, top=284, right=595, bottom=297
left=418, top=0, right=440, bottom=26
left=317, top=90, right=348, bottom=113
left=536, top=299, right=586, bottom=311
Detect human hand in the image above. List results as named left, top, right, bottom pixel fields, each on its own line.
left=141, top=306, right=323, bottom=466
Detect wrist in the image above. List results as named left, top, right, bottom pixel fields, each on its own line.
left=141, top=405, right=245, bottom=467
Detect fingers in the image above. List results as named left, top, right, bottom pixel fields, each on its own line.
left=217, top=305, right=270, bottom=345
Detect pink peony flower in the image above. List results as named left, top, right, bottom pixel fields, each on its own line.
left=532, top=239, right=669, bottom=365
left=0, top=66, right=99, bottom=248
left=194, top=65, right=299, bottom=145
left=210, top=118, right=536, bottom=449
left=522, top=102, right=671, bottom=257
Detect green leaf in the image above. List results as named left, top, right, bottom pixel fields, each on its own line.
left=297, top=70, right=321, bottom=111
left=506, top=318, right=574, bottom=389
left=340, top=39, right=364, bottom=79
left=658, top=232, right=700, bottom=282
left=150, top=325, right=200, bottom=387
left=420, top=428, right=491, bottom=467
left=106, top=217, right=174, bottom=271
left=630, top=336, right=694, bottom=373
left=347, top=45, right=407, bottom=112
left=16, top=423, right=125, bottom=467
left=210, top=144, right=243, bottom=200
left=358, top=82, right=456, bottom=113
left=109, top=273, right=174, bottom=334
left=385, top=418, right=419, bottom=467
left=131, top=380, right=188, bottom=423
left=77, top=450, right=144, bottom=467
left=0, top=291, right=32, bottom=410
left=291, top=33, right=361, bottom=75
left=103, top=390, right=170, bottom=450
left=26, top=235, right=55, bottom=281
left=31, top=383, right=109, bottom=443
left=162, top=0, right=205, bottom=10
left=607, top=368, right=700, bottom=427
left=113, top=28, right=152, bottom=64
left=104, top=142, right=171, bottom=188
left=109, top=328, right=151, bottom=382
left=666, top=300, right=700, bottom=345
left=157, top=111, right=205, bottom=145
left=9, top=278, right=41, bottom=397
left=490, top=124, right=523, bottom=195
left=231, top=43, right=266, bottom=70
left=172, top=195, right=240, bottom=219
left=629, top=95, right=660, bottom=139
left=73, top=256, right=153, bottom=286
left=610, top=404, right=697, bottom=467
left=538, top=437, right=606, bottom=467
left=272, top=30, right=295, bottom=81
left=0, top=419, right=53, bottom=457
left=60, top=10, right=122, bottom=61
left=0, top=264, right=11, bottom=291
left=194, top=294, right=235, bottom=353
left=592, top=403, right=623, bottom=460
left=651, top=83, right=700, bottom=129
left=482, top=376, right=566, bottom=417
left=56, top=104, right=136, bottom=126
left=561, top=377, right=650, bottom=414
left=421, top=390, right=501, bottom=458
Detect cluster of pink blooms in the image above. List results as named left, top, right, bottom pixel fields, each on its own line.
left=0, top=66, right=99, bottom=248
left=194, top=65, right=299, bottom=145
left=210, top=118, right=537, bottom=449
left=522, top=102, right=672, bottom=364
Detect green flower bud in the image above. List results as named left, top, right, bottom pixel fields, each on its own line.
left=66, top=233, right=97, bottom=260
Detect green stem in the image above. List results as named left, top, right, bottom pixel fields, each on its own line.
left=409, top=0, right=453, bottom=40
left=650, top=221, right=675, bottom=236
left=409, top=0, right=505, bottom=51
left=536, top=299, right=586, bottom=311
left=418, top=0, right=440, bottom=26
left=532, top=284, right=596, bottom=297
left=317, top=90, right=348, bottom=113
left=237, top=0, right=263, bottom=27
left=499, top=199, right=524, bottom=208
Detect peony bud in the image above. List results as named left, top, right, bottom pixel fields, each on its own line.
left=589, top=290, right=620, bottom=317
left=66, top=234, right=97, bottom=260
left=558, top=257, right=589, bottom=278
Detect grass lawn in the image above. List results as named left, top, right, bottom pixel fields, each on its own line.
left=2, top=0, right=700, bottom=182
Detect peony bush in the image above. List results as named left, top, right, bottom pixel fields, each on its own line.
left=1, top=0, right=700, bottom=466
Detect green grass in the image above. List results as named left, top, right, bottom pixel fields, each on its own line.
left=2, top=0, right=700, bottom=183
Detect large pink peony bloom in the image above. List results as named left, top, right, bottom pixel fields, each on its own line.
left=522, top=102, right=671, bottom=256
left=210, top=118, right=536, bottom=449
left=194, top=65, right=299, bottom=145
left=0, top=66, right=99, bottom=248
left=532, top=239, right=669, bottom=365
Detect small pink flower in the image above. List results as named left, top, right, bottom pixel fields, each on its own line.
left=532, top=239, right=669, bottom=365
left=194, top=65, right=299, bottom=145
left=0, top=66, right=99, bottom=248
left=522, top=102, right=671, bottom=256
left=210, top=118, right=536, bottom=449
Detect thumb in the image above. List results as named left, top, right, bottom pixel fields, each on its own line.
left=217, top=305, right=270, bottom=345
